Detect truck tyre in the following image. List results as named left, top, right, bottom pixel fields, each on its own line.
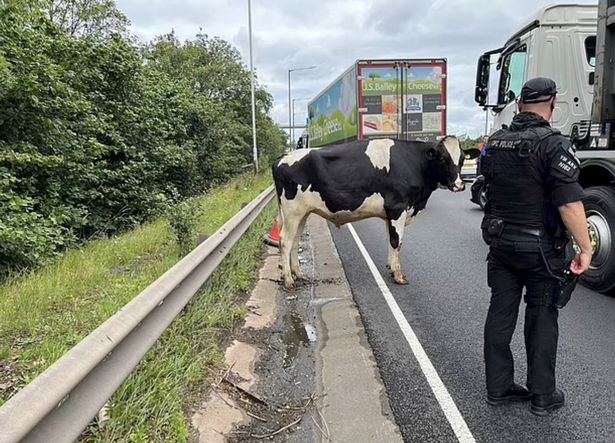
left=580, top=186, right=615, bottom=293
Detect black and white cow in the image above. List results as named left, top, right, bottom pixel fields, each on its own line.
left=272, top=136, right=465, bottom=289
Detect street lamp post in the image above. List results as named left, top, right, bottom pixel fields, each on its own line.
left=288, top=66, right=316, bottom=150
left=291, top=97, right=311, bottom=146
left=248, top=0, right=258, bottom=173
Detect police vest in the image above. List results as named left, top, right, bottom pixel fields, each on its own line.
left=482, top=125, right=559, bottom=228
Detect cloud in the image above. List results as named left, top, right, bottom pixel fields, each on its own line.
left=117, top=0, right=597, bottom=138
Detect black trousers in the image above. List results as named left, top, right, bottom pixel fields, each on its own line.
left=484, top=245, right=564, bottom=395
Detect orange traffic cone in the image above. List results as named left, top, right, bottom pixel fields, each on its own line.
left=263, top=217, right=280, bottom=247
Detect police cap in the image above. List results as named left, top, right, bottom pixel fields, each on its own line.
left=520, top=77, right=557, bottom=103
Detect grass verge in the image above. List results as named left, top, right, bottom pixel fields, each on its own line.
left=0, top=173, right=276, bottom=442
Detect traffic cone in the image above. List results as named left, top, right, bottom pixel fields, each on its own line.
left=263, top=217, right=280, bottom=247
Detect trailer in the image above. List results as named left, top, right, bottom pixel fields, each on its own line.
left=307, top=58, right=447, bottom=148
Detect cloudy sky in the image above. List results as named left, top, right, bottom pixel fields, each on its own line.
left=116, top=0, right=597, bottom=138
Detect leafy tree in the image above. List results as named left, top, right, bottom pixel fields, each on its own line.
left=144, top=32, right=285, bottom=174
left=0, top=1, right=286, bottom=276
left=461, top=136, right=484, bottom=151
left=46, top=0, right=129, bottom=37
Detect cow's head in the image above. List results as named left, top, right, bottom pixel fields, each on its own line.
left=427, top=136, right=465, bottom=192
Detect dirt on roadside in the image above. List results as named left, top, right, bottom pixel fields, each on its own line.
left=190, top=232, right=322, bottom=443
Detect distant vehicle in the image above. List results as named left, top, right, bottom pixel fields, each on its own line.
left=296, top=130, right=308, bottom=149
left=307, top=58, right=448, bottom=148
left=469, top=139, right=488, bottom=204
left=470, top=175, right=487, bottom=210
left=461, top=148, right=481, bottom=181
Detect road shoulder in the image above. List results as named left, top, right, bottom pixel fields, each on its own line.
left=310, top=216, right=402, bottom=442
left=190, top=215, right=401, bottom=442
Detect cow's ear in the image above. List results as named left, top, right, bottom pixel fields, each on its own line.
left=426, top=147, right=438, bottom=160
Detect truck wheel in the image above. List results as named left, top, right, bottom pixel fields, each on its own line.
left=580, top=186, right=615, bottom=293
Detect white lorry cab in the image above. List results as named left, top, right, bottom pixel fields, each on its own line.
left=475, top=4, right=597, bottom=138
left=475, top=2, right=615, bottom=293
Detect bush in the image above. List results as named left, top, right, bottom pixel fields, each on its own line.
left=0, top=181, right=75, bottom=274
left=0, top=2, right=286, bottom=276
left=167, top=198, right=202, bottom=255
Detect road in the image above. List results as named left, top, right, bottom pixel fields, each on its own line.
left=329, top=188, right=615, bottom=443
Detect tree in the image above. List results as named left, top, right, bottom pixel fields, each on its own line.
left=144, top=32, right=285, bottom=169
left=0, top=1, right=286, bottom=276
left=461, top=136, right=483, bottom=151
left=145, top=32, right=256, bottom=114
left=46, top=0, right=129, bottom=37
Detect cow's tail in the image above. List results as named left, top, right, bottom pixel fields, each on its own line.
left=271, top=159, right=282, bottom=204
left=271, top=159, right=284, bottom=230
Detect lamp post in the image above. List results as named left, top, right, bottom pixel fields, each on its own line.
left=248, top=0, right=258, bottom=172
left=288, top=66, right=316, bottom=149
left=292, top=97, right=311, bottom=146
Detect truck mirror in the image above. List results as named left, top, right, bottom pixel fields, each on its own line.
left=475, top=54, right=491, bottom=106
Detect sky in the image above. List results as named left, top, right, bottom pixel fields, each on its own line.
left=116, top=0, right=597, bottom=139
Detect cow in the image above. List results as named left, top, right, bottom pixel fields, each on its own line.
left=272, top=136, right=466, bottom=289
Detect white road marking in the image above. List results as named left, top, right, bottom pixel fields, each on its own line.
left=347, top=224, right=476, bottom=443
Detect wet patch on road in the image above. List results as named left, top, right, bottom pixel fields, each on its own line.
left=191, top=232, right=324, bottom=443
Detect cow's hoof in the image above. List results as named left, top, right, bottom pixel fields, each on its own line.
left=283, top=279, right=296, bottom=289
left=292, top=271, right=306, bottom=280
left=393, top=273, right=408, bottom=285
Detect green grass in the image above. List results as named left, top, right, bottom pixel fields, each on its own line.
left=0, top=173, right=276, bottom=441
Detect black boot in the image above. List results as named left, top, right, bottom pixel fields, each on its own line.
left=531, top=389, right=565, bottom=416
left=487, top=383, right=532, bottom=406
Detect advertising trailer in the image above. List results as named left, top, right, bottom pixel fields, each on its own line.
left=307, top=58, right=447, bottom=148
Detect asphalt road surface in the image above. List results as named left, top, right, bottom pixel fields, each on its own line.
left=329, top=188, right=615, bottom=443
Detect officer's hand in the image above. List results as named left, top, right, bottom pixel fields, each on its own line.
left=570, top=251, right=592, bottom=275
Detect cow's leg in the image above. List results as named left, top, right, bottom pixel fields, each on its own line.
left=276, top=207, right=285, bottom=270
left=280, top=209, right=303, bottom=289
left=290, top=214, right=309, bottom=280
left=278, top=205, right=285, bottom=234
left=405, top=210, right=419, bottom=226
left=385, top=221, right=395, bottom=275
left=387, top=210, right=408, bottom=285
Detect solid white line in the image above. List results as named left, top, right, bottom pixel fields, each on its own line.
left=347, top=224, right=476, bottom=443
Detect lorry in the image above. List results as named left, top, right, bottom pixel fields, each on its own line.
left=307, top=58, right=447, bottom=148
left=474, top=2, right=615, bottom=293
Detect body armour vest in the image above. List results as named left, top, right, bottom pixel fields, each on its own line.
left=482, top=125, right=559, bottom=228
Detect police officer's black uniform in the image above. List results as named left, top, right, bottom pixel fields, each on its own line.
left=480, top=78, right=583, bottom=414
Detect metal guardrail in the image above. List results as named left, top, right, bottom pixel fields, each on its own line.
left=0, top=186, right=275, bottom=443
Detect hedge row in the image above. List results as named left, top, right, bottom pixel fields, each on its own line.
left=0, top=1, right=286, bottom=275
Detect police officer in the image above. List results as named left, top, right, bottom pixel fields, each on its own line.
left=481, top=77, right=592, bottom=416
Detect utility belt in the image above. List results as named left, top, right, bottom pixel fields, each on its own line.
left=481, top=217, right=578, bottom=309
left=481, top=218, right=568, bottom=251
